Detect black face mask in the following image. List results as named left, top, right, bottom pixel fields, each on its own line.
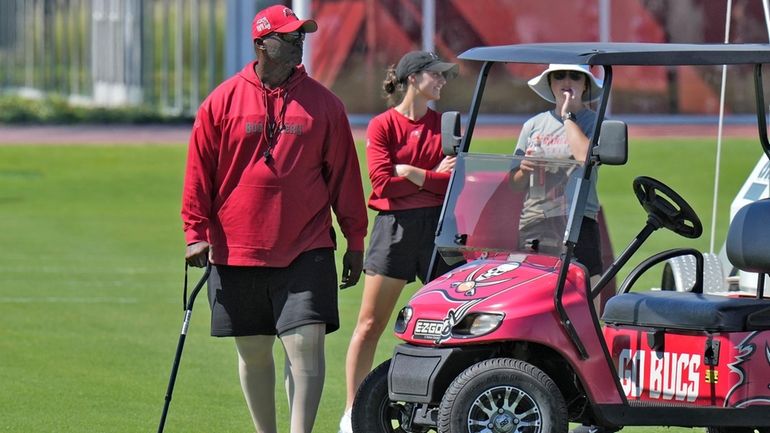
left=264, top=36, right=303, bottom=67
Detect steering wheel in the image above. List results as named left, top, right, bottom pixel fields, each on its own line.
left=632, top=176, right=703, bottom=239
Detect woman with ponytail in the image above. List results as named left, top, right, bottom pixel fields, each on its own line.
left=338, top=51, right=458, bottom=433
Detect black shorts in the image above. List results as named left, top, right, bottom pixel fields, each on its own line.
left=364, top=206, right=453, bottom=283
left=207, top=248, right=338, bottom=337
left=520, top=216, right=602, bottom=276
left=573, top=217, right=602, bottom=276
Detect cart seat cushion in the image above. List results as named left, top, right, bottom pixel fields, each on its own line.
left=727, top=199, right=770, bottom=274
left=602, top=291, right=770, bottom=331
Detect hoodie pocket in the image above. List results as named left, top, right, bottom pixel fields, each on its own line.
left=216, top=184, right=283, bottom=247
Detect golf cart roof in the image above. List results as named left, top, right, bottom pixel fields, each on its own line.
left=459, top=42, right=770, bottom=66
left=457, top=42, right=770, bottom=161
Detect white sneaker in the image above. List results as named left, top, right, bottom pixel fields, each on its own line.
left=338, top=408, right=352, bottom=433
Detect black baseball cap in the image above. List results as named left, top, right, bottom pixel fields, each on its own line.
left=395, top=51, right=459, bottom=83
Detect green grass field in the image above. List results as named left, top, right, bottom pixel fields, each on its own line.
left=0, top=137, right=760, bottom=432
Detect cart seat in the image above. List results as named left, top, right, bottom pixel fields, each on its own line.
left=726, top=199, right=770, bottom=275
left=602, top=291, right=770, bottom=331
left=604, top=199, right=770, bottom=332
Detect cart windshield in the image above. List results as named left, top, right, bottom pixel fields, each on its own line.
left=435, top=152, right=586, bottom=263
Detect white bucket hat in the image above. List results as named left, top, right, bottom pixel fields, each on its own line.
left=527, top=64, right=604, bottom=103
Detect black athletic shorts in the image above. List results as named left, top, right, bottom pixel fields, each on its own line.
left=207, top=248, right=338, bottom=337
left=519, top=216, right=602, bottom=276
left=572, top=217, right=602, bottom=276
left=364, top=206, right=454, bottom=283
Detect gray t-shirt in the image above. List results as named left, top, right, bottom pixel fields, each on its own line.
left=514, top=109, right=600, bottom=230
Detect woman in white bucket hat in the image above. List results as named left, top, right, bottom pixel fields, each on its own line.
left=514, top=64, right=611, bottom=433
left=514, top=64, right=603, bottom=191
left=510, top=63, right=606, bottom=295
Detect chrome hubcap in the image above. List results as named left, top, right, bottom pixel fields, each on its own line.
left=466, top=385, right=541, bottom=433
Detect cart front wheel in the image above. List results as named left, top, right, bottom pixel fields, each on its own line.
left=437, top=358, right=567, bottom=433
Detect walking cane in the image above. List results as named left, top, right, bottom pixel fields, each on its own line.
left=157, top=262, right=212, bottom=433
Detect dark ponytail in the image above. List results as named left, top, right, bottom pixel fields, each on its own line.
left=382, top=65, right=406, bottom=107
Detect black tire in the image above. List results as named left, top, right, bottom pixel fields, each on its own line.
left=661, top=262, right=676, bottom=290
left=351, top=359, right=435, bottom=433
left=438, top=358, right=567, bottom=433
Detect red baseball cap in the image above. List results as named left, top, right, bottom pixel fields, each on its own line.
left=251, top=5, right=318, bottom=40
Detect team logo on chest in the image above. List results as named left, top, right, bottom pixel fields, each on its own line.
left=245, top=122, right=262, bottom=135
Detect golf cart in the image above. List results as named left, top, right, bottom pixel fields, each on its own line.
left=351, top=43, right=770, bottom=433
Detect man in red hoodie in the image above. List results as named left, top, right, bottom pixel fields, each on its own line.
left=181, top=5, right=368, bottom=432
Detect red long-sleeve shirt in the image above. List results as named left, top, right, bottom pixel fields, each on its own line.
left=181, top=63, right=367, bottom=267
left=366, top=108, right=451, bottom=211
